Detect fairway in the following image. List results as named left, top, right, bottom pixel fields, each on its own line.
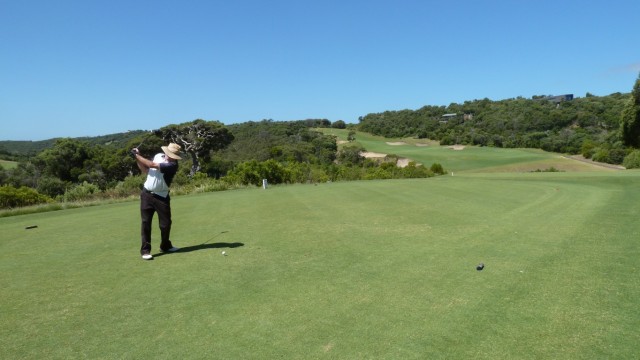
left=2, top=169, right=640, bottom=358
left=319, top=128, right=619, bottom=173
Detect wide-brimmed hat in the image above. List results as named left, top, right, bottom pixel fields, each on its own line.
left=161, top=143, right=182, bottom=160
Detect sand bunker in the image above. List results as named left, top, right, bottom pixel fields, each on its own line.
left=360, top=152, right=413, bottom=168
left=360, top=152, right=387, bottom=158
left=448, top=145, right=465, bottom=150
left=386, top=142, right=407, bottom=146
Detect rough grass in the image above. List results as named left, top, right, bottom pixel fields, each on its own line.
left=1, top=170, right=640, bottom=359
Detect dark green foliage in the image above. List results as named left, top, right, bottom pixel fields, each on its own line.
left=36, top=177, right=67, bottom=198
left=337, top=145, right=365, bottom=166
left=358, top=93, right=629, bottom=160
left=430, top=163, right=445, bottom=175
left=0, top=130, right=149, bottom=159
left=32, top=139, right=93, bottom=182
left=347, top=130, right=356, bottom=142
left=226, top=159, right=295, bottom=186
left=332, top=120, right=346, bottom=129
left=155, top=119, right=235, bottom=176
left=222, top=119, right=336, bottom=166
left=623, top=150, right=640, bottom=169
left=62, top=182, right=101, bottom=202
left=0, top=139, right=57, bottom=159
left=621, top=73, right=640, bottom=147
left=531, top=167, right=563, bottom=172
left=3, top=162, right=39, bottom=188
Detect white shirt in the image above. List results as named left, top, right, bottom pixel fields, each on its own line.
left=143, top=153, right=170, bottom=197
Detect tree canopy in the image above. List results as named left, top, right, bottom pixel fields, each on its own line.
left=155, top=120, right=234, bottom=176
left=621, top=74, right=640, bottom=147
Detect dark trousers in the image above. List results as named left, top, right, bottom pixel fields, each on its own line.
left=140, top=190, right=173, bottom=255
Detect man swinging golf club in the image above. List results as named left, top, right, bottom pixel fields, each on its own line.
left=131, top=143, right=182, bottom=260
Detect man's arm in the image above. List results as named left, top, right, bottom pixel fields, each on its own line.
left=132, top=148, right=160, bottom=174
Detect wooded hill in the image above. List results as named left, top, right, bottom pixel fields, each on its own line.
left=0, top=130, right=148, bottom=160
left=1, top=91, right=634, bottom=166
left=359, top=92, right=630, bottom=164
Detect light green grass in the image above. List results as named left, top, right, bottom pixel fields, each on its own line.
left=2, top=170, right=640, bottom=358
left=0, top=159, right=18, bottom=169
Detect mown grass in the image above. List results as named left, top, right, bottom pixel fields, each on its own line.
left=2, top=168, right=639, bottom=358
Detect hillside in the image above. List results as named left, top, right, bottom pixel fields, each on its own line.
left=0, top=130, right=148, bottom=158
left=358, top=92, right=629, bottom=160
left=1, top=90, right=636, bottom=170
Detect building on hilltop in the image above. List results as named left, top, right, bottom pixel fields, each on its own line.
left=440, top=113, right=473, bottom=124
left=440, top=113, right=457, bottom=124
left=538, top=94, right=574, bottom=103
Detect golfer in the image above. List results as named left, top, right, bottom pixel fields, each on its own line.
left=132, top=143, right=182, bottom=260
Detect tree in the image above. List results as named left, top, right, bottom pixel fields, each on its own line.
left=155, top=120, right=234, bottom=176
left=621, top=73, right=640, bottom=147
left=347, top=130, right=356, bottom=142
left=32, top=139, right=92, bottom=183
left=332, top=120, right=346, bottom=129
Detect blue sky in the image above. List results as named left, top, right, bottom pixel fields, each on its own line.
left=1, top=0, right=639, bottom=140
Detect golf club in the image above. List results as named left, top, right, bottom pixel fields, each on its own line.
left=124, top=131, right=154, bottom=160
left=201, top=231, right=229, bottom=245
left=134, top=130, right=155, bottom=150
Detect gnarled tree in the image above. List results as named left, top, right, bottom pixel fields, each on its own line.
left=155, top=120, right=234, bottom=176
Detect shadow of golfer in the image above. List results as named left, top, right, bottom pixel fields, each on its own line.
left=153, top=231, right=239, bottom=257
left=178, top=242, right=245, bottom=253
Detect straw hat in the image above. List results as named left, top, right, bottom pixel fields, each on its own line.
left=161, top=143, right=182, bottom=160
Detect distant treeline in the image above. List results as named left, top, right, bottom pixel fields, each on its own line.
left=0, top=130, right=148, bottom=159
left=0, top=119, right=440, bottom=209
left=359, top=92, right=629, bottom=164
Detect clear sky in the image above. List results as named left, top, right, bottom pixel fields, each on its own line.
left=1, top=0, right=639, bottom=141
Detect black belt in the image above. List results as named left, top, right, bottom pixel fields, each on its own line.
left=142, top=188, right=169, bottom=201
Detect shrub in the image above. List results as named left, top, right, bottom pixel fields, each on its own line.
left=531, top=167, right=563, bottom=173
left=307, top=167, right=329, bottom=183
left=0, top=185, right=52, bottom=208
left=37, top=177, right=67, bottom=197
left=337, top=146, right=365, bottom=166
left=591, top=148, right=610, bottom=163
left=623, top=150, right=640, bottom=169
left=104, top=174, right=145, bottom=198
left=402, top=163, right=434, bottom=178
left=63, top=181, right=101, bottom=202
left=607, top=148, right=627, bottom=164
left=364, top=167, right=393, bottom=180
left=430, top=163, right=445, bottom=175
left=331, top=120, right=346, bottom=129
left=581, top=140, right=597, bottom=159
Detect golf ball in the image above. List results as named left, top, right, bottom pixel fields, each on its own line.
left=222, top=251, right=227, bottom=256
